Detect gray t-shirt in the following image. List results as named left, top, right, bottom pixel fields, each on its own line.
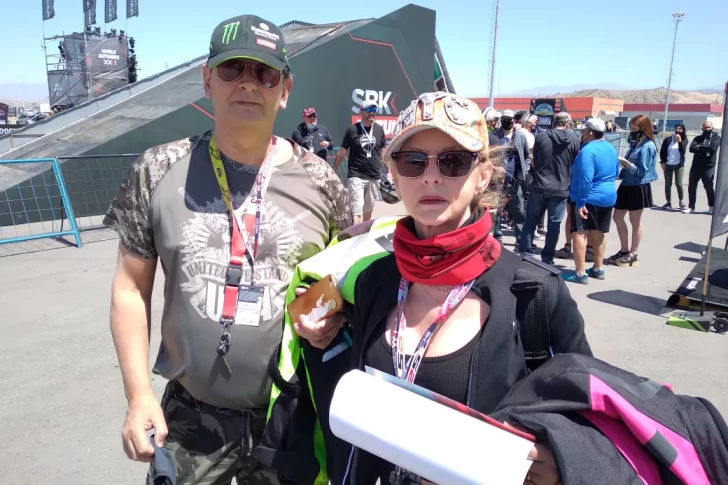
left=104, top=130, right=351, bottom=410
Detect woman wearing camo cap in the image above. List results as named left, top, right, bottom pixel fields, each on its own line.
left=340, top=92, right=592, bottom=485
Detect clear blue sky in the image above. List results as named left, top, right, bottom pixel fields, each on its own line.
left=2, top=0, right=726, bottom=98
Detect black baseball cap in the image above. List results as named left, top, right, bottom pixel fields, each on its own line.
left=207, top=15, right=289, bottom=71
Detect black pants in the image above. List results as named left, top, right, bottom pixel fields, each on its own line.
left=663, top=165, right=684, bottom=204
left=687, top=163, right=715, bottom=210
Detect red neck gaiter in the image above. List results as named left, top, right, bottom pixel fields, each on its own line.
left=393, top=210, right=502, bottom=286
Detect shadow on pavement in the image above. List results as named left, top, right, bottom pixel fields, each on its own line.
left=587, top=289, right=666, bottom=316
left=675, top=241, right=706, bottom=254
left=679, top=255, right=701, bottom=264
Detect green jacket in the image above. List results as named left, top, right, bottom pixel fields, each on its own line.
left=258, top=216, right=401, bottom=485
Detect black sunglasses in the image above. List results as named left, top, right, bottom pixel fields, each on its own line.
left=215, top=59, right=283, bottom=88
left=391, top=151, right=479, bottom=178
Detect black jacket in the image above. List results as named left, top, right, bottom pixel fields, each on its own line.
left=490, top=353, right=728, bottom=485
left=342, top=249, right=592, bottom=484
left=659, top=134, right=688, bottom=168
left=689, top=132, right=721, bottom=167
left=292, top=123, right=334, bottom=161
left=530, top=129, right=581, bottom=198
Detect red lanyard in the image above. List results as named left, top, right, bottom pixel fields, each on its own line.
left=209, top=135, right=276, bottom=364
left=390, top=277, right=475, bottom=383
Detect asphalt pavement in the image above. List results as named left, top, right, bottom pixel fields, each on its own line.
left=1, top=159, right=726, bottom=484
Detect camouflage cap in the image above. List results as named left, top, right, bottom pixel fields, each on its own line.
left=385, top=92, right=488, bottom=158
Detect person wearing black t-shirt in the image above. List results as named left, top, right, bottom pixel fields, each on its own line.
left=334, top=103, right=387, bottom=224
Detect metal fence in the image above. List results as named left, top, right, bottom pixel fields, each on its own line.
left=57, top=154, right=139, bottom=231
left=0, top=154, right=140, bottom=250
left=0, top=158, right=82, bottom=247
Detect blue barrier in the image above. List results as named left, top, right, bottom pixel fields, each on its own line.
left=0, top=158, right=83, bottom=248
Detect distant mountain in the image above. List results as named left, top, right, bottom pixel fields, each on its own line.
left=504, top=83, right=630, bottom=96
left=695, top=88, right=723, bottom=95
left=549, top=87, right=723, bottom=105
left=0, top=83, right=48, bottom=106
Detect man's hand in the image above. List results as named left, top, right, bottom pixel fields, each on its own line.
left=660, top=162, right=666, bottom=170
left=292, top=287, right=345, bottom=349
left=578, top=206, right=589, bottom=220
left=320, top=141, right=330, bottom=148
left=121, top=391, right=167, bottom=462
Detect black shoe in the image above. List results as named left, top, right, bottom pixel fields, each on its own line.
left=662, top=202, right=672, bottom=209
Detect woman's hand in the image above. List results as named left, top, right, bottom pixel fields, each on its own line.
left=525, top=442, right=560, bottom=485
left=504, top=422, right=561, bottom=485
left=292, top=287, right=344, bottom=349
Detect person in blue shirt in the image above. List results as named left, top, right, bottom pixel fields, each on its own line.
left=562, top=118, right=620, bottom=284
left=607, top=114, right=658, bottom=268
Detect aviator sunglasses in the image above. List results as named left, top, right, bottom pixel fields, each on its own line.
left=391, top=150, right=479, bottom=178
left=215, top=59, right=284, bottom=88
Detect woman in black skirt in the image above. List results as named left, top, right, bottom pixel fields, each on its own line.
left=608, top=114, right=658, bottom=267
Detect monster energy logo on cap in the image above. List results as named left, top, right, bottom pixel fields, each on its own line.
left=221, top=21, right=240, bottom=45
left=208, top=14, right=289, bottom=71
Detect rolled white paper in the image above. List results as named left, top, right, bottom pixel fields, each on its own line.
left=330, top=369, right=534, bottom=485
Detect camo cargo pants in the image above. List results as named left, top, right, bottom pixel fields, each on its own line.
left=146, top=381, right=284, bottom=485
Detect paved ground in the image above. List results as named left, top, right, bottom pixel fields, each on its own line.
left=1, top=162, right=726, bottom=484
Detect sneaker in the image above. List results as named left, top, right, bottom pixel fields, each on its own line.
left=562, top=270, right=588, bottom=284
left=606, top=250, right=629, bottom=265
left=662, top=202, right=672, bottom=209
left=586, top=267, right=605, bottom=280
left=534, top=232, right=545, bottom=240
left=615, top=252, right=639, bottom=268
left=679, top=202, right=686, bottom=211
left=555, top=244, right=572, bottom=259
left=683, top=207, right=694, bottom=214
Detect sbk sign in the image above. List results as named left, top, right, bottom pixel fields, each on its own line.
left=351, top=88, right=397, bottom=115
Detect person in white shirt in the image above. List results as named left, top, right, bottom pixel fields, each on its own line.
left=659, top=123, right=688, bottom=210
left=520, top=114, right=538, bottom=154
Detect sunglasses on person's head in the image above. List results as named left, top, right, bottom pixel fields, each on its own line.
left=215, top=59, right=283, bottom=88
left=362, top=106, right=378, bottom=114
left=391, top=150, right=479, bottom=178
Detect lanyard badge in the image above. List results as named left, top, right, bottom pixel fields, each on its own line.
left=209, top=134, right=276, bottom=374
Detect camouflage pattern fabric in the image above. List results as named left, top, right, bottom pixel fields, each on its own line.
left=146, top=381, right=285, bottom=485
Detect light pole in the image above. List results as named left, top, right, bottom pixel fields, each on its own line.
left=488, top=0, right=500, bottom=108
left=662, top=12, right=684, bottom=134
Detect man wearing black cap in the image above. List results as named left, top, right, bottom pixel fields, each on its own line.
left=333, top=102, right=387, bottom=224
left=104, top=14, right=351, bottom=485
left=292, top=107, right=334, bottom=161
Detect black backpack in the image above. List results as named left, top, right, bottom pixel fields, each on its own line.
left=511, top=254, right=560, bottom=372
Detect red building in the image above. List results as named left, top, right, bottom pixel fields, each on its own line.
left=470, top=97, right=625, bottom=121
